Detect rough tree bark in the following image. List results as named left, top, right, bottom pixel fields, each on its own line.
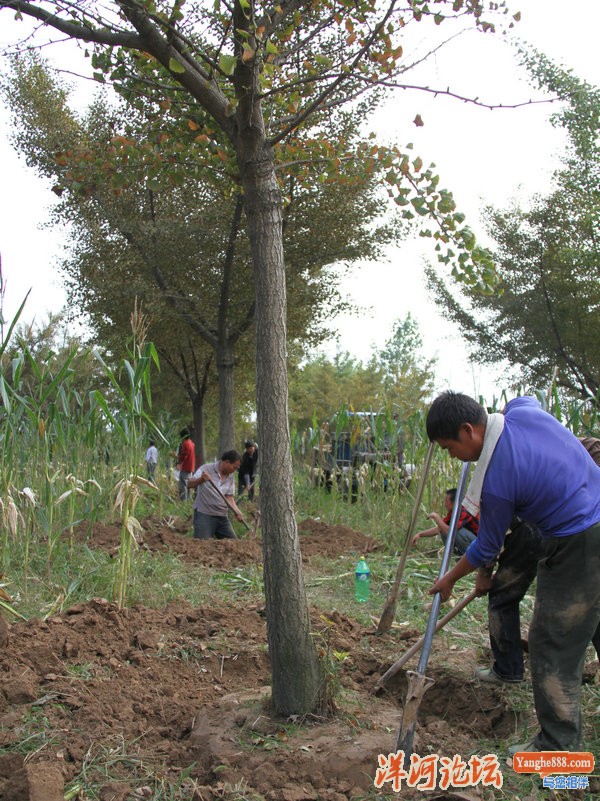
left=232, top=9, right=322, bottom=708
left=239, top=141, right=322, bottom=713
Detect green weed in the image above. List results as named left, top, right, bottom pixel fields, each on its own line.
left=210, top=566, right=264, bottom=597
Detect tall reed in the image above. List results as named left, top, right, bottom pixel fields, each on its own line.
left=91, top=301, right=166, bottom=608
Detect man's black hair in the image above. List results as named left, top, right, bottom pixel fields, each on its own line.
left=180, top=427, right=190, bottom=438
left=426, top=390, right=487, bottom=441
left=221, top=449, right=242, bottom=464
left=445, top=488, right=457, bottom=503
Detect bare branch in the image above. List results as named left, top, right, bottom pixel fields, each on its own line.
left=268, top=0, right=400, bottom=145
left=373, top=80, right=557, bottom=110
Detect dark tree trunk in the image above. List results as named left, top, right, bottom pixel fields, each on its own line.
left=192, top=394, right=206, bottom=466
left=216, top=342, right=236, bottom=454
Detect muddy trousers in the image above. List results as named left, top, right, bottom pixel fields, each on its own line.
left=488, top=520, right=544, bottom=681
left=529, top=522, right=600, bottom=751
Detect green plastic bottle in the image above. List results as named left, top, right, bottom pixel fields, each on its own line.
left=355, top=556, right=370, bottom=603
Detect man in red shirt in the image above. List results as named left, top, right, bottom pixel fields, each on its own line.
left=412, top=487, right=478, bottom=556
left=176, top=428, right=196, bottom=500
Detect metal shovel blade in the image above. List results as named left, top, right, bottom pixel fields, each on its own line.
left=395, top=669, right=435, bottom=764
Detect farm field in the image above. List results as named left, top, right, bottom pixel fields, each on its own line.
left=1, top=510, right=598, bottom=801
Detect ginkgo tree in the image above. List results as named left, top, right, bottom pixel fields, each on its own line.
left=0, top=0, right=512, bottom=715
left=4, top=53, right=403, bottom=459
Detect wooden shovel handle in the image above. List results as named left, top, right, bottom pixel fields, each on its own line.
left=376, top=589, right=478, bottom=688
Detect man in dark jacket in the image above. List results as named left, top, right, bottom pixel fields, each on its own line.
left=238, top=440, right=258, bottom=499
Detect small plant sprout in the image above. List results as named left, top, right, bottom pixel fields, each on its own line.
left=312, top=614, right=350, bottom=715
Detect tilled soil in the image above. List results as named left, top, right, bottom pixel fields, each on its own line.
left=0, top=516, right=553, bottom=801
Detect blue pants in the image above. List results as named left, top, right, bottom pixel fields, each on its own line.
left=441, top=526, right=476, bottom=556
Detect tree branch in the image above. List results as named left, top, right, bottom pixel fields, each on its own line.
left=268, top=0, right=399, bottom=145
left=0, top=0, right=143, bottom=48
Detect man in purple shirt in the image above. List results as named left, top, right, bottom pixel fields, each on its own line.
left=426, top=391, right=600, bottom=756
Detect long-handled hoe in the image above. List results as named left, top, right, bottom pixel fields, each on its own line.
left=394, top=460, right=471, bottom=765
left=204, top=476, right=252, bottom=532
left=376, top=441, right=435, bottom=635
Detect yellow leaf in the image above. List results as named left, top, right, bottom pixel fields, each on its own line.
left=188, top=119, right=199, bottom=131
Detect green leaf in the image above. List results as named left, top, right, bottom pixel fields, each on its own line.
left=168, top=57, right=186, bottom=74
left=219, top=54, right=237, bottom=75
left=265, top=39, right=279, bottom=55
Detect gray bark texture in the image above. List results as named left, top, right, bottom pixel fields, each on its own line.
left=216, top=343, right=236, bottom=454
left=192, top=395, right=206, bottom=467
left=237, top=117, right=322, bottom=716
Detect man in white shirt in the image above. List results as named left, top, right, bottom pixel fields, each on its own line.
left=145, top=440, right=158, bottom=483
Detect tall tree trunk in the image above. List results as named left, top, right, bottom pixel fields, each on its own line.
left=239, top=138, right=322, bottom=715
left=216, top=342, right=236, bottom=454
left=192, top=394, right=206, bottom=466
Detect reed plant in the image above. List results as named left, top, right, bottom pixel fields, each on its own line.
left=91, top=301, right=167, bottom=608
left=293, top=404, right=462, bottom=549
left=0, top=296, right=173, bottom=612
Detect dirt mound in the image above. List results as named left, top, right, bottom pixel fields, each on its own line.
left=0, top=592, right=516, bottom=801
left=73, top=515, right=377, bottom=570
left=297, top=517, right=378, bottom=561
left=1, top=516, right=530, bottom=801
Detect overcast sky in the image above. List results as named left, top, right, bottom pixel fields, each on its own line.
left=1, top=1, right=599, bottom=403
left=325, top=0, right=600, bottom=401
